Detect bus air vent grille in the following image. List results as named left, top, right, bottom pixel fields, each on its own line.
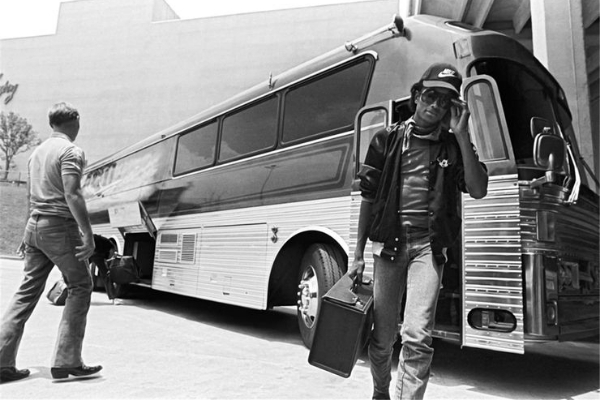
left=160, top=233, right=179, bottom=245
left=157, top=250, right=178, bottom=263
left=181, top=234, right=197, bottom=263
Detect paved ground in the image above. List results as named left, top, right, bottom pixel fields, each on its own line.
left=0, top=257, right=598, bottom=400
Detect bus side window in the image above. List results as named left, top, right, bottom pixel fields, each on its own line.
left=219, top=96, right=278, bottom=163
left=174, top=122, right=218, bottom=175
left=282, top=58, right=373, bottom=144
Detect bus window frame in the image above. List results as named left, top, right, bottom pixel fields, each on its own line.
left=280, top=55, right=376, bottom=148
left=216, top=93, right=281, bottom=165
left=353, top=101, right=392, bottom=178
left=169, top=52, right=377, bottom=178
left=173, top=119, right=220, bottom=177
left=462, top=75, right=517, bottom=176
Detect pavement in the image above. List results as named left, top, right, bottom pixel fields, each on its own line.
left=0, top=257, right=598, bottom=400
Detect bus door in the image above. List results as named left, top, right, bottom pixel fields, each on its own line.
left=350, top=100, right=394, bottom=275
left=108, top=201, right=157, bottom=239
left=460, top=75, right=524, bottom=354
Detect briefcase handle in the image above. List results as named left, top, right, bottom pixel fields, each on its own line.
left=348, top=276, right=373, bottom=306
left=351, top=275, right=373, bottom=293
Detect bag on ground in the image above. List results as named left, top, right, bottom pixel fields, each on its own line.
left=46, top=279, right=68, bottom=306
left=107, top=255, right=139, bottom=285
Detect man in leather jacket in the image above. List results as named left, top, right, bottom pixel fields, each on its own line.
left=348, top=63, right=488, bottom=399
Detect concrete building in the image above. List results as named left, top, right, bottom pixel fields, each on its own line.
left=0, top=0, right=398, bottom=172
left=0, top=0, right=598, bottom=187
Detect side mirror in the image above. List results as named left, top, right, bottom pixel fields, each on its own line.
left=529, top=117, right=566, bottom=189
left=530, top=117, right=554, bottom=138
left=533, top=134, right=565, bottom=171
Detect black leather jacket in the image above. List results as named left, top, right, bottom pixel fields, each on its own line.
left=358, top=121, right=486, bottom=265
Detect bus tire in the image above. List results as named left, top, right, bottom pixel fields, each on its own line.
left=296, top=243, right=345, bottom=348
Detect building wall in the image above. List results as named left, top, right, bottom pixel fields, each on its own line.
left=0, top=0, right=398, bottom=170
left=585, top=20, right=599, bottom=176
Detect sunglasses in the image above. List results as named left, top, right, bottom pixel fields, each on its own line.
left=419, top=89, right=456, bottom=109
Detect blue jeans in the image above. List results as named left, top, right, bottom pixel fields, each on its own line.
left=369, top=228, right=444, bottom=400
left=0, top=215, right=93, bottom=368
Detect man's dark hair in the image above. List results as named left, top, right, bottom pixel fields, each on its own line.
left=408, top=82, right=423, bottom=113
left=48, top=102, right=79, bottom=128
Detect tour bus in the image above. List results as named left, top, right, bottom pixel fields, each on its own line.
left=82, top=14, right=599, bottom=353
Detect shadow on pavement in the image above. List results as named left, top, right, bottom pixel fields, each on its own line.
left=106, top=284, right=304, bottom=347
left=428, top=337, right=599, bottom=400
left=100, top=283, right=599, bottom=399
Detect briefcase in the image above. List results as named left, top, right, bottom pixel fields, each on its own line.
left=308, top=274, right=373, bottom=378
left=46, top=279, right=68, bottom=306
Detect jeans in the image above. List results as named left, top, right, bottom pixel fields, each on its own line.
left=0, top=215, right=93, bottom=368
left=369, top=227, right=444, bottom=400
left=89, top=255, right=116, bottom=300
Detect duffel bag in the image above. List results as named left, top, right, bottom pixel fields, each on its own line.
left=107, top=255, right=139, bottom=285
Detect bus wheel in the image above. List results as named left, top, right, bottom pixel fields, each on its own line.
left=296, top=243, right=345, bottom=348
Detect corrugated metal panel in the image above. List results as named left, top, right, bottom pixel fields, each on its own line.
left=152, top=196, right=352, bottom=309
left=348, top=191, right=375, bottom=276
left=197, top=224, right=268, bottom=308
left=519, top=183, right=599, bottom=335
left=519, top=184, right=599, bottom=259
left=462, top=174, right=525, bottom=354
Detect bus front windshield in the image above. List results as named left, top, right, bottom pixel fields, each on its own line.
left=470, top=60, right=569, bottom=177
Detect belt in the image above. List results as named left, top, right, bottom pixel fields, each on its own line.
left=32, top=214, right=75, bottom=222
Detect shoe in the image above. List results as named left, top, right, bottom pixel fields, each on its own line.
left=0, top=367, right=30, bottom=383
left=51, top=364, right=102, bottom=379
left=372, top=389, right=391, bottom=400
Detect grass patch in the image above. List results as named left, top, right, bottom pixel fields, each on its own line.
left=0, top=184, right=28, bottom=255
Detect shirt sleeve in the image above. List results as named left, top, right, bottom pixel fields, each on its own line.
left=357, top=128, right=389, bottom=201
left=60, top=145, right=85, bottom=177
left=454, top=141, right=487, bottom=193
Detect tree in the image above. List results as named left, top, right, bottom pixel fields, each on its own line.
left=0, top=111, right=40, bottom=180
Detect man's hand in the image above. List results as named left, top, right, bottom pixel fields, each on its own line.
left=16, top=241, right=25, bottom=258
left=75, top=232, right=95, bottom=261
left=347, top=255, right=365, bottom=283
left=449, top=98, right=470, bottom=137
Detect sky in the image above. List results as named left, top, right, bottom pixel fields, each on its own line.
left=0, top=0, right=364, bottom=40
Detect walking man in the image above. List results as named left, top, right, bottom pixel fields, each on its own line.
left=349, top=63, right=488, bottom=399
left=0, top=102, right=102, bottom=382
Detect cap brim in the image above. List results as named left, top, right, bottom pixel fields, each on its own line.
left=422, top=80, right=460, bottom=94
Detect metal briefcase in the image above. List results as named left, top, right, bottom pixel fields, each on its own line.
left=308, top=274, right=373, bottom=378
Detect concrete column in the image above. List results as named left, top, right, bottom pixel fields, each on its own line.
left=398, top=0, right=420, bottom=18
left=530, top=0, right=597, bottom=184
